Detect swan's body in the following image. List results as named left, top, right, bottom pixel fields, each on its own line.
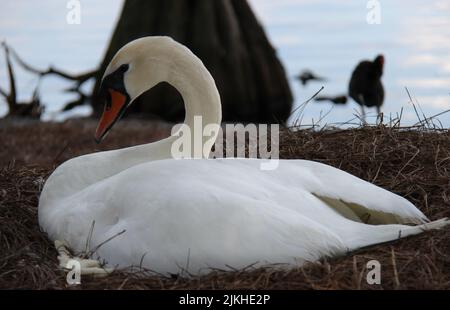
left=39, top=37, right=448, bottom=275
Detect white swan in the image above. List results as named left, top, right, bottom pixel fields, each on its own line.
left=39, top=37, right=448, bottom=275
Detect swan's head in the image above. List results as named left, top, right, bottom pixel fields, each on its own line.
left=373, top=54, right=385, bottom=77
left=95, top=37, right=179, bottom=142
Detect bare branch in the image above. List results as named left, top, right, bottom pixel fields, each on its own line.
left=1, top=42, right=96, bottom=114
left=2, top=42, right=97, bottom=84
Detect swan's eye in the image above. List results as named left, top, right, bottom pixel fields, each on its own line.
left=119, top=64, right=129, bottom=73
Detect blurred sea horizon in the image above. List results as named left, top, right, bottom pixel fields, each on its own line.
left=0, top=0, right=449, bottom=127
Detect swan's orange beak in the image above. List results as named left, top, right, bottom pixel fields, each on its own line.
left=95, top=89, right=128, bottom=143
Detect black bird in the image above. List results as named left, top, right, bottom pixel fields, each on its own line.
left=296, top=70, right=326, bottom=86
left=315, top=95, right=348, bottom=105
left=348, top=55, right=384, bottom=121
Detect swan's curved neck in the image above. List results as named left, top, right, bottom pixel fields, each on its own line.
left=112, top=45, right=222, bottom=165
left=168, top=55, right=222, bottom=158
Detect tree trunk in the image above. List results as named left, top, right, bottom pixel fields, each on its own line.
left=92, top=0, right=293, bottom=124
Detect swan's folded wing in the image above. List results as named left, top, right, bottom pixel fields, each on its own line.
left=297, top=160, right=428, bottom=225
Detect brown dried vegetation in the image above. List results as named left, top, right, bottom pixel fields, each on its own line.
left=0, top=119, right=449, bottom=289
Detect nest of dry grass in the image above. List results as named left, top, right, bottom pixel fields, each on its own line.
left=0, top=119, right=449, bottom=289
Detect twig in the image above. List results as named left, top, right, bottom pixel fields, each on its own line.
left=413, top=109, right=450, bottom=127
left=392, top=148, right=420, bottom=184
left=391, top=248, right=400, bottom=289
left=86, top=229, right=126, bottom=258
left=84, top=220, right=96, bottom=254
left=405, top=87, right=426, bottom=127
left=51, top=141, right=70, bottom=166
left=291, top=86, right=325, bottom=127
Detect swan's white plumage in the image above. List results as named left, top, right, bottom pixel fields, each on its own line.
left=39, top=158, right=434, bottom=274
left=38, top=36, right=448, bottom=275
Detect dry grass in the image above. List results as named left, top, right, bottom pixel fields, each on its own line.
left=0, top=119, right=449, bottom=289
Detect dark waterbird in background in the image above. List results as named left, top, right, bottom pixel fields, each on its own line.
left=295, top=70, right=326, bottom=86
left=349, top=55, right=385, bottom=121
left=313, top=55, right=385, bottom=124
left=315, top=95, right=348, bottom=105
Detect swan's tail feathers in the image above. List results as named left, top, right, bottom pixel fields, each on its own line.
left=350, top=218, right=449, bottom=250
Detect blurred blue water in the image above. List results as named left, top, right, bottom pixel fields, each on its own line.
left=0, top=0, right=449, bottom=127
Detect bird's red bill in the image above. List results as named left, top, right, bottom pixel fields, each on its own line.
left=95, top=89, right=127, bottom=142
